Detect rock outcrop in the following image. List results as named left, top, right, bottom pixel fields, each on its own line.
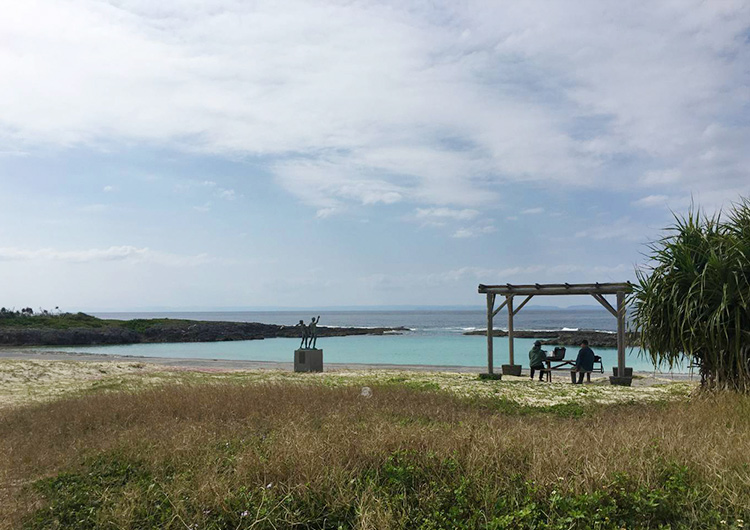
left=0, top=321, right=408, bottom=346
left=463, top=329, right=635, bottom=348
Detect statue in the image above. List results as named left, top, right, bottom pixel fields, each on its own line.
left=294, top=315, right=324, bottom=372
left=297, top=316, right=321, bottom=348
left=297, top=319, right=310, bottom=349
left=309, top=315, right=320, bottom=349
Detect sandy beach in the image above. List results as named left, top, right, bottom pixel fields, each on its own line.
left=0, top=346, right=695, bottom=379
left=0, top=347, right=697, bottom=411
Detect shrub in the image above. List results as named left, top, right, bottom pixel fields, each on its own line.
left=632, top=197, right=750, bottom=392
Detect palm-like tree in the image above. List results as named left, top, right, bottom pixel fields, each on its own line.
left=631, top=198, right=750, bottom=392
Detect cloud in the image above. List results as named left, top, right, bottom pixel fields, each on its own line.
left=416, top=208, right=479, bottom=221
left=521, top=207, right=544, bottom=215
left=315, top=207, right=337, bottom=219
left=639, top=169, right=682, bottom=187
left=362, top=263, right=635, bottom=291
left=201, top=180, right=238, bottom=201
left=0, top=246, right=219, bottom=266
left=274, top=158, right=406, bottom=211
left=79, top=203, right=110, bottom=213
left=452, top=224, right=496, bottom=239
left=451, top=229, right=475, bottom=239
left=1, top=0, right=748, bottom=213
left=632, top=195, right=670, bottom=208
left=574, top=217, right=648, bottom=242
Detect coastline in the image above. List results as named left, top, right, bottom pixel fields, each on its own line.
left=0, top=348, right=695, bottom=383
left=0, top=320, right=408, bottom=347
left=463, top=328, right=636, bottom=348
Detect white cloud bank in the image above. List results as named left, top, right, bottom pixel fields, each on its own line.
left=0, top=246, right=218, bottom=267
left=1, top=0, right=748, bottom=214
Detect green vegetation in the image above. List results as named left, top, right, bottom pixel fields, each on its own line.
left=0, top=308, right=213, bottom=332
left=0, top=309, right=106, bottom=329
left=632, top=197, right=750, bottom=392
left=1, top=373, right=748, bottom=529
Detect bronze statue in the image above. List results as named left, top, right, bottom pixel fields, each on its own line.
left=297, top=316, right=321, bottom=349
left=309, top=316, right=320, bottom=349
left=297, top=319, right=310, bottom=349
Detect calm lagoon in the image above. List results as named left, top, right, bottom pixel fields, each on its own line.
left=45, top=334, right=680, bottom=373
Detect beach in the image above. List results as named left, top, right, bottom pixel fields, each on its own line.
left=0, top=348, right=696, bottom=411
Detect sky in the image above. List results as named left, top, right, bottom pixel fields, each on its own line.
left=1, top=0, right=749, bottom=311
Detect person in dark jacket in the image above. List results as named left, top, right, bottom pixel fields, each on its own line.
left=574, top=339, right=595, bottom=384
left=528, top=340, right=547, bottom=381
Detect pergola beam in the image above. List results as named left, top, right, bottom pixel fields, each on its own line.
left=591, top=293, right=617, bottom=317
left=479, top=282, right=631, bottom=296
left=513, top=295, right=534, bottom=316
left=491, top=297, right=509, bottom=318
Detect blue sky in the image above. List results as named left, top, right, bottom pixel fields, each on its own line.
left=1, top=0, right=748, bottom=310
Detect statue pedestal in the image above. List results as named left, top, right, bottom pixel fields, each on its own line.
left=294, top=349, right=323, bottom=372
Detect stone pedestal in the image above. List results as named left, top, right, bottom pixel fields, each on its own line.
left=294, top=348, right=323, bottom=372
left=502, top=364, right=522, bottom=376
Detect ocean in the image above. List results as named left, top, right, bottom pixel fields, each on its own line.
left=44, top=309, right=687, bottom=373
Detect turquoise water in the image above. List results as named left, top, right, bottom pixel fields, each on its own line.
left=42, top=310, right=688, bottom=373
left=46, top=334, right=680, bottom=373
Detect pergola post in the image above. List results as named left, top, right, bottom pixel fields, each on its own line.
left=486, top=293, right=494, bottom=375
left=502, top=296, right=522, bottom=376
left=507, top=296, right=514, bottom=365
left=610, top=290, right=632, bottom=385
left=480, top=294, right=501, bottom=379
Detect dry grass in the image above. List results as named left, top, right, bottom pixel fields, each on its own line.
left=1, top=378, right=749, bottom=529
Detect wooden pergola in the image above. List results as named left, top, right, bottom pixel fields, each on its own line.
left=478, top=282, right=633, bottom=384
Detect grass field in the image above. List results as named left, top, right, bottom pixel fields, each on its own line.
left=1, top=360, right=748, bottom=529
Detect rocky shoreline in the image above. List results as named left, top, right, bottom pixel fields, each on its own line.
left=0, top=315, right=634, bottom=349
left=0, top=321, right=408, bottom=347
left=463, top=329, right=636, bottom=348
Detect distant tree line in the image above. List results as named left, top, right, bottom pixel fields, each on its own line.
left=0, top=306, right=64, bottom=318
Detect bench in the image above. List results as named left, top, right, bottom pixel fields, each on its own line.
left=542, top=358, right=604, bottom=382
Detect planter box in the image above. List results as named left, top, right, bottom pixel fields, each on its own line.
left=613, top=367, right=633, bottom=378
left=502, top=364, right=523, bottom=376
left=609, top=376, right=633, bottom=386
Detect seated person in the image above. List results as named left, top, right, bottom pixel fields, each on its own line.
left=528, top=340, right=547, bottom=381
left=574, top=339, right=595, bottom=384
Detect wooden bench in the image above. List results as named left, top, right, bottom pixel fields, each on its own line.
left=542, top=359, right=604, bottom=382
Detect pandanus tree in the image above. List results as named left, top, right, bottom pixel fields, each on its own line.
left=631, top=197, right=750, bottom=392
